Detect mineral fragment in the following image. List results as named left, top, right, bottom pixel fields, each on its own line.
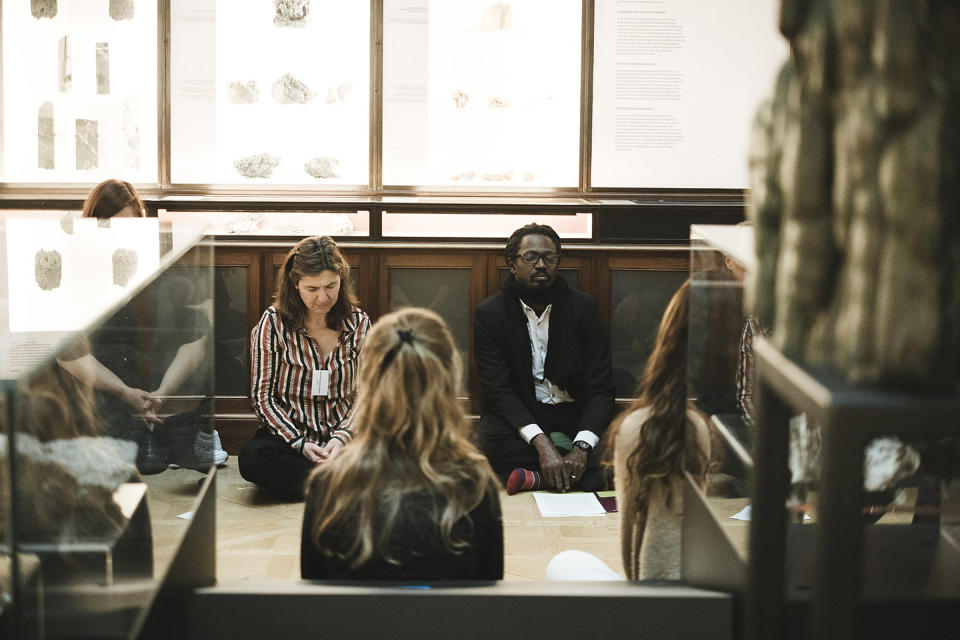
left=272, top=73, right=314, bottom=104
left=227, top=80, right=259, bottom=104
left=59, top=35, right=71, bottom=93
left=481, top=3, right=512, bottom=30
left=109, top=0, right=134, bottom=20
left=304, top=157, right=339, bottom=179
left=96, top=43, right=110, bottom=94
left=234, top=153, right=280, bottom=178
left=113, top=249, right=138, bottom=286
left=31, top=0, right=57, bottom=19
left=274, top=0, right=310, bottom=27
left=75, top=119, right=99, bottom=170
left=35, top=250, right=62, bottom=291
left=38, top=102, right=54, bottom=170
left=452, top=90, right=469, bottom=108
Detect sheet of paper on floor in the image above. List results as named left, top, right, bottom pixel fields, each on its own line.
left=533, top=492, right=607, bottom=517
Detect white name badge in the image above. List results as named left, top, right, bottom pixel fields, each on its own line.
left=312, top=369, right=330, bottom=397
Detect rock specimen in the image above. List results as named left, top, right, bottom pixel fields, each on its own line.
left=35, top=250, right=62, bottom=291
left=96, top=43, right=110, bottom=94
left=31, top=0, right=56, bottom=19
left=274, top=0, right=310, bottom=27
left=38, top=102, right=54, bottom=170
left=75, top=119, right=98, bottom=170
left=304, top=156, right=339, bottom=179
left=112, top=249, right=138, bottom=286
left=224, top=213, right=265, bottom=234
left=109, top=0, right=134, bottom=20
left=60, top=213, right=75, bottom=235
left=272, top=73, right=314, bottom=104
left=747, top=0, right=960, bottom=389
left=123, top=93, right=140, bottom=169
left=481, top=3, right=512, bottom=30
left=58, top=36, right=71, bottom=93
left=234, top=153, right=280, bottom=178
left=452, top=89, right=469, bottom=108
left=227, top=80, right=259, bottom=104
left=325, top=82, right=352, bottom=104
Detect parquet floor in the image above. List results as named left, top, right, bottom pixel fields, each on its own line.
left=143, top=462, right=625, bottom=583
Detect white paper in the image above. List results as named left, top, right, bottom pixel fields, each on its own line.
left=533, top=491, right=607, bottom=517
left=312, top=369, right=329, bottom=396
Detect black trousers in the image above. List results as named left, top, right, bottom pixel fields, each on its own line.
left=238, top=428, right=316, bottom=498
left=476, top=402, right=609, bottom=491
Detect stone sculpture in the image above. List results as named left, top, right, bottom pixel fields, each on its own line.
left=747, top=0, right=960, bottom=389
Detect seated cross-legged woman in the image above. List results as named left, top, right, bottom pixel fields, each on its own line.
left=547, top=280, right=714, bottom=581
left=240, top=236, right=370, bottom=498
left=301, top=307, right=504, bottom=581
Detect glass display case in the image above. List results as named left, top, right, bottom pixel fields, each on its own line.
left=0, top=214, right=214, bottom=638
left=685, top=224, right=960, bottom=639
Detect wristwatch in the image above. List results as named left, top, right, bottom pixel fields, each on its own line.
left=573, top=440, right=592, bottom=452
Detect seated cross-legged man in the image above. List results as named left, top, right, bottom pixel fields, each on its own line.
left=474, top=223, right=616, bottom=494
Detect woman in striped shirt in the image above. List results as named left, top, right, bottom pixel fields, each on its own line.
left=239, top=236, right=371, bottom=497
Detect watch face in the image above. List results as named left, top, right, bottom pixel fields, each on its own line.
left=575, top=441, right=590, bottom=451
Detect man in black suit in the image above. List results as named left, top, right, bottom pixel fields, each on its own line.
left=474, top=223, right=616, bottom=492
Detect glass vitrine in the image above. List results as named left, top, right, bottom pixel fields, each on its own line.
left=0, top=214, right=214, bottom=638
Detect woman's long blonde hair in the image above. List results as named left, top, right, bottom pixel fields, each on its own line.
left=307, top=307, right=497, bottom=567
left=604, top=280, right=709, bottom=509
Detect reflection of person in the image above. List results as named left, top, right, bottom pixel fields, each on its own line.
left=474, top=224, right=615, bottom=493
left=301, top=307, right=503, bottom=580
left=240, top=236, right=371, bottom=498
left=547, top=280, right=714, bottom=581
left=82, top=178, right=145, bottom=218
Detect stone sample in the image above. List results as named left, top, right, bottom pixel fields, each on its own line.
left=746, top=0, right=960, bottom=389
left=272, top=73, right=314, bottom=104
left=96, top=43, right=110, bottom=94
left=31, top=0, right=57, bottom=19
left=60, top=213, right=75, bottom=235
left=75, top=119, right=98, bottom=170
left=224, top=213, right=265, bottom=234
left=234, top=153, right=280, bottom=178
left=35, top=250, right=62, bottom=291
left=38, top=102, right=54, bottom=170
left=123, top=93, right=140, bottom=169
left=112, top=249, right=138, bottom=286
left=109, top=0, right=134, bottom=20
left=274, top=0, right=310, bottom=27
left=58, top=35, right=71, bottom=93
left=325, top=82, right=352, bottom=104
left=481, top=3, right=512, bottom=30
left=227, top=81, right=259, bottom=104
left=304, top=156, right=339, bottom=179
left=452, top=89, right=469, bottom=108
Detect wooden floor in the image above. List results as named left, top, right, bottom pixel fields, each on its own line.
left=144, top=462, right=624, bottom=583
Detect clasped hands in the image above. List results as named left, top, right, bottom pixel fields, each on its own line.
left=532, top=433, right=587, bottom=492
left=302, top=440, right=343, bottom=464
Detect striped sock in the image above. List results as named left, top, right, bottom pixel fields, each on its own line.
left=506, top=468, right=542, bottom=495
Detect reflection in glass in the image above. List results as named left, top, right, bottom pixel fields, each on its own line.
left=1, top=0, right=158, bottom=182
left=158, top=210, right=370, bottom=237
left=610, top=269, right=688, bottom=398
left=383, top=0, right=581, bottom=187
left=214, top=266, right=248, bottom=396
left=390, top=268, right=469, bottom=390
left=0, top=215, right=212, bottom=638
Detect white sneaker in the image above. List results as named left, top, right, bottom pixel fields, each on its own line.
left=194, top=429, right=228, bottom=466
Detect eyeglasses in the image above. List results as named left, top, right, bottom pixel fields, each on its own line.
left=516, top=251, right=559, bottom=265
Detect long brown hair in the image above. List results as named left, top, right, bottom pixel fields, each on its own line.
left=82, top=179, right=145, bottom=218
left=307, top=307, right=497, bottom=567
left=273, top=236, right=358, bottom=331
left=604, top=280, right=708, bottom=508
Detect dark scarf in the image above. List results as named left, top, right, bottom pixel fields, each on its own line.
left=503, top=273, right=569, bottom=307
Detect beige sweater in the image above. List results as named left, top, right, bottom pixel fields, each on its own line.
left=614, top=407, right=710, bottom=580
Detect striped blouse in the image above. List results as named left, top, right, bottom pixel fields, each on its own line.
left=250, top=306, right=371, bottom=451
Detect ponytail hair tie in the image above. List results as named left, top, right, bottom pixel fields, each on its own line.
left=381, top=329, right=414, bottom=370
left=397, top=329, right=414, bottom=344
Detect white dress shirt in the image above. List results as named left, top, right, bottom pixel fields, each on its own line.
left=517, top=299, right=599, bottom=449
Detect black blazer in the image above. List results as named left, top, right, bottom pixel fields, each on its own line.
left=473, top=275, right=616, bottom=435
